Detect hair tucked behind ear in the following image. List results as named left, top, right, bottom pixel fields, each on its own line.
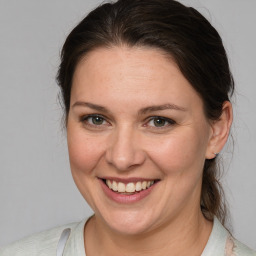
left=56, top=0, right=234, bottom=225
left=201, top=159, right=228, bottom=224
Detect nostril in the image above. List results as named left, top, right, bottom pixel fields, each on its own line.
left=106, top=149, right=146, bottom=171
left=105, top=132, right=146, bottom=170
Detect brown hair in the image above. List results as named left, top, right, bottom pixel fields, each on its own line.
left=57, top=0, right=234, bottom=225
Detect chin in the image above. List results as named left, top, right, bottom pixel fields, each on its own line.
left=97, top=208, right=158, bottom=236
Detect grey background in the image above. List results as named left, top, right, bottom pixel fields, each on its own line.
left=0, top=0, right=255, bottom=250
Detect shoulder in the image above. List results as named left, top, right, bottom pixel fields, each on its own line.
left=232, top=238, right=256, bottom=256
left=202, top=217, right=256, bottom=256
left=225, top=229, right=256, bottom=255
left=0, top=221, right=83, bottom=256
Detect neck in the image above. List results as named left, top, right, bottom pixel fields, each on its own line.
left=84, top=210, right=213, bottom=256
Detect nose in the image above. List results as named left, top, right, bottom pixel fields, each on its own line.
left=105, top=127, right=146, bottom=171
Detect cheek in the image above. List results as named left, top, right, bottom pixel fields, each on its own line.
left=147, top=129, right=208, bottom=174
left=67, top=126, right=104, bottom=176
left=67, top=125, right=106, bottom=208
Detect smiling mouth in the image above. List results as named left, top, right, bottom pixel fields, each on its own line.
left=102, top=179, right=159, bottom=194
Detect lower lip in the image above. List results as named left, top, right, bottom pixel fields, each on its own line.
left=99, top=179, right=157, bottom=204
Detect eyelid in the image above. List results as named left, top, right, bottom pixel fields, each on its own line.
left=80, top=114, right=111, bottom=127
left=145, top=116, right=176, bottom=128
left=79, top=114, right=175, bottom=130
left=80, top=113, right=105, bottom=119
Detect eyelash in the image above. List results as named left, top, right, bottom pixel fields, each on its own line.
left=80, top=114, right=110, bottom=128
left=146, top=116, right=176, bottom=129
left=79, top=114, right=176, bottom=129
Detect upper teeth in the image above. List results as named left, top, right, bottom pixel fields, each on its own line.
left=106, top=180, right=154, bottom=193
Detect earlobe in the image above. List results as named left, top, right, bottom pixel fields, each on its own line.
left=205, top=101, right=233, bottom=159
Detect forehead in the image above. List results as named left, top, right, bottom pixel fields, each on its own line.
left=71, top=46, right=203, bottom=112
left=73, top=46, right=179, bottom=84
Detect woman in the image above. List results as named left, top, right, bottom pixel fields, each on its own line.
left=1, top=0, right=255, bottom=255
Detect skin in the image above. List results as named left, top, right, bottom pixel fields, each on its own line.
left=67, top=46, right=232, bottom=256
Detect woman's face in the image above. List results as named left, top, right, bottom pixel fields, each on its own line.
left=67, top=46, right=214, bottom=235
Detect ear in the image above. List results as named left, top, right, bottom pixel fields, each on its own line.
left=205, top=101, right=233, bottom=159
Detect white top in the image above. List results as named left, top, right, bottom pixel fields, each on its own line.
left=0, top=217, right=255, bottom=256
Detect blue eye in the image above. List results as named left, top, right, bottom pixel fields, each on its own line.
left=147, top=117, right=175, bottom=128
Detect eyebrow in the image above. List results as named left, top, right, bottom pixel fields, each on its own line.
left=72, top=102, right=186, bottom=114
left=72, top=102, right=109, bottom=113
left=139, top=104, right=186, bottom=115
